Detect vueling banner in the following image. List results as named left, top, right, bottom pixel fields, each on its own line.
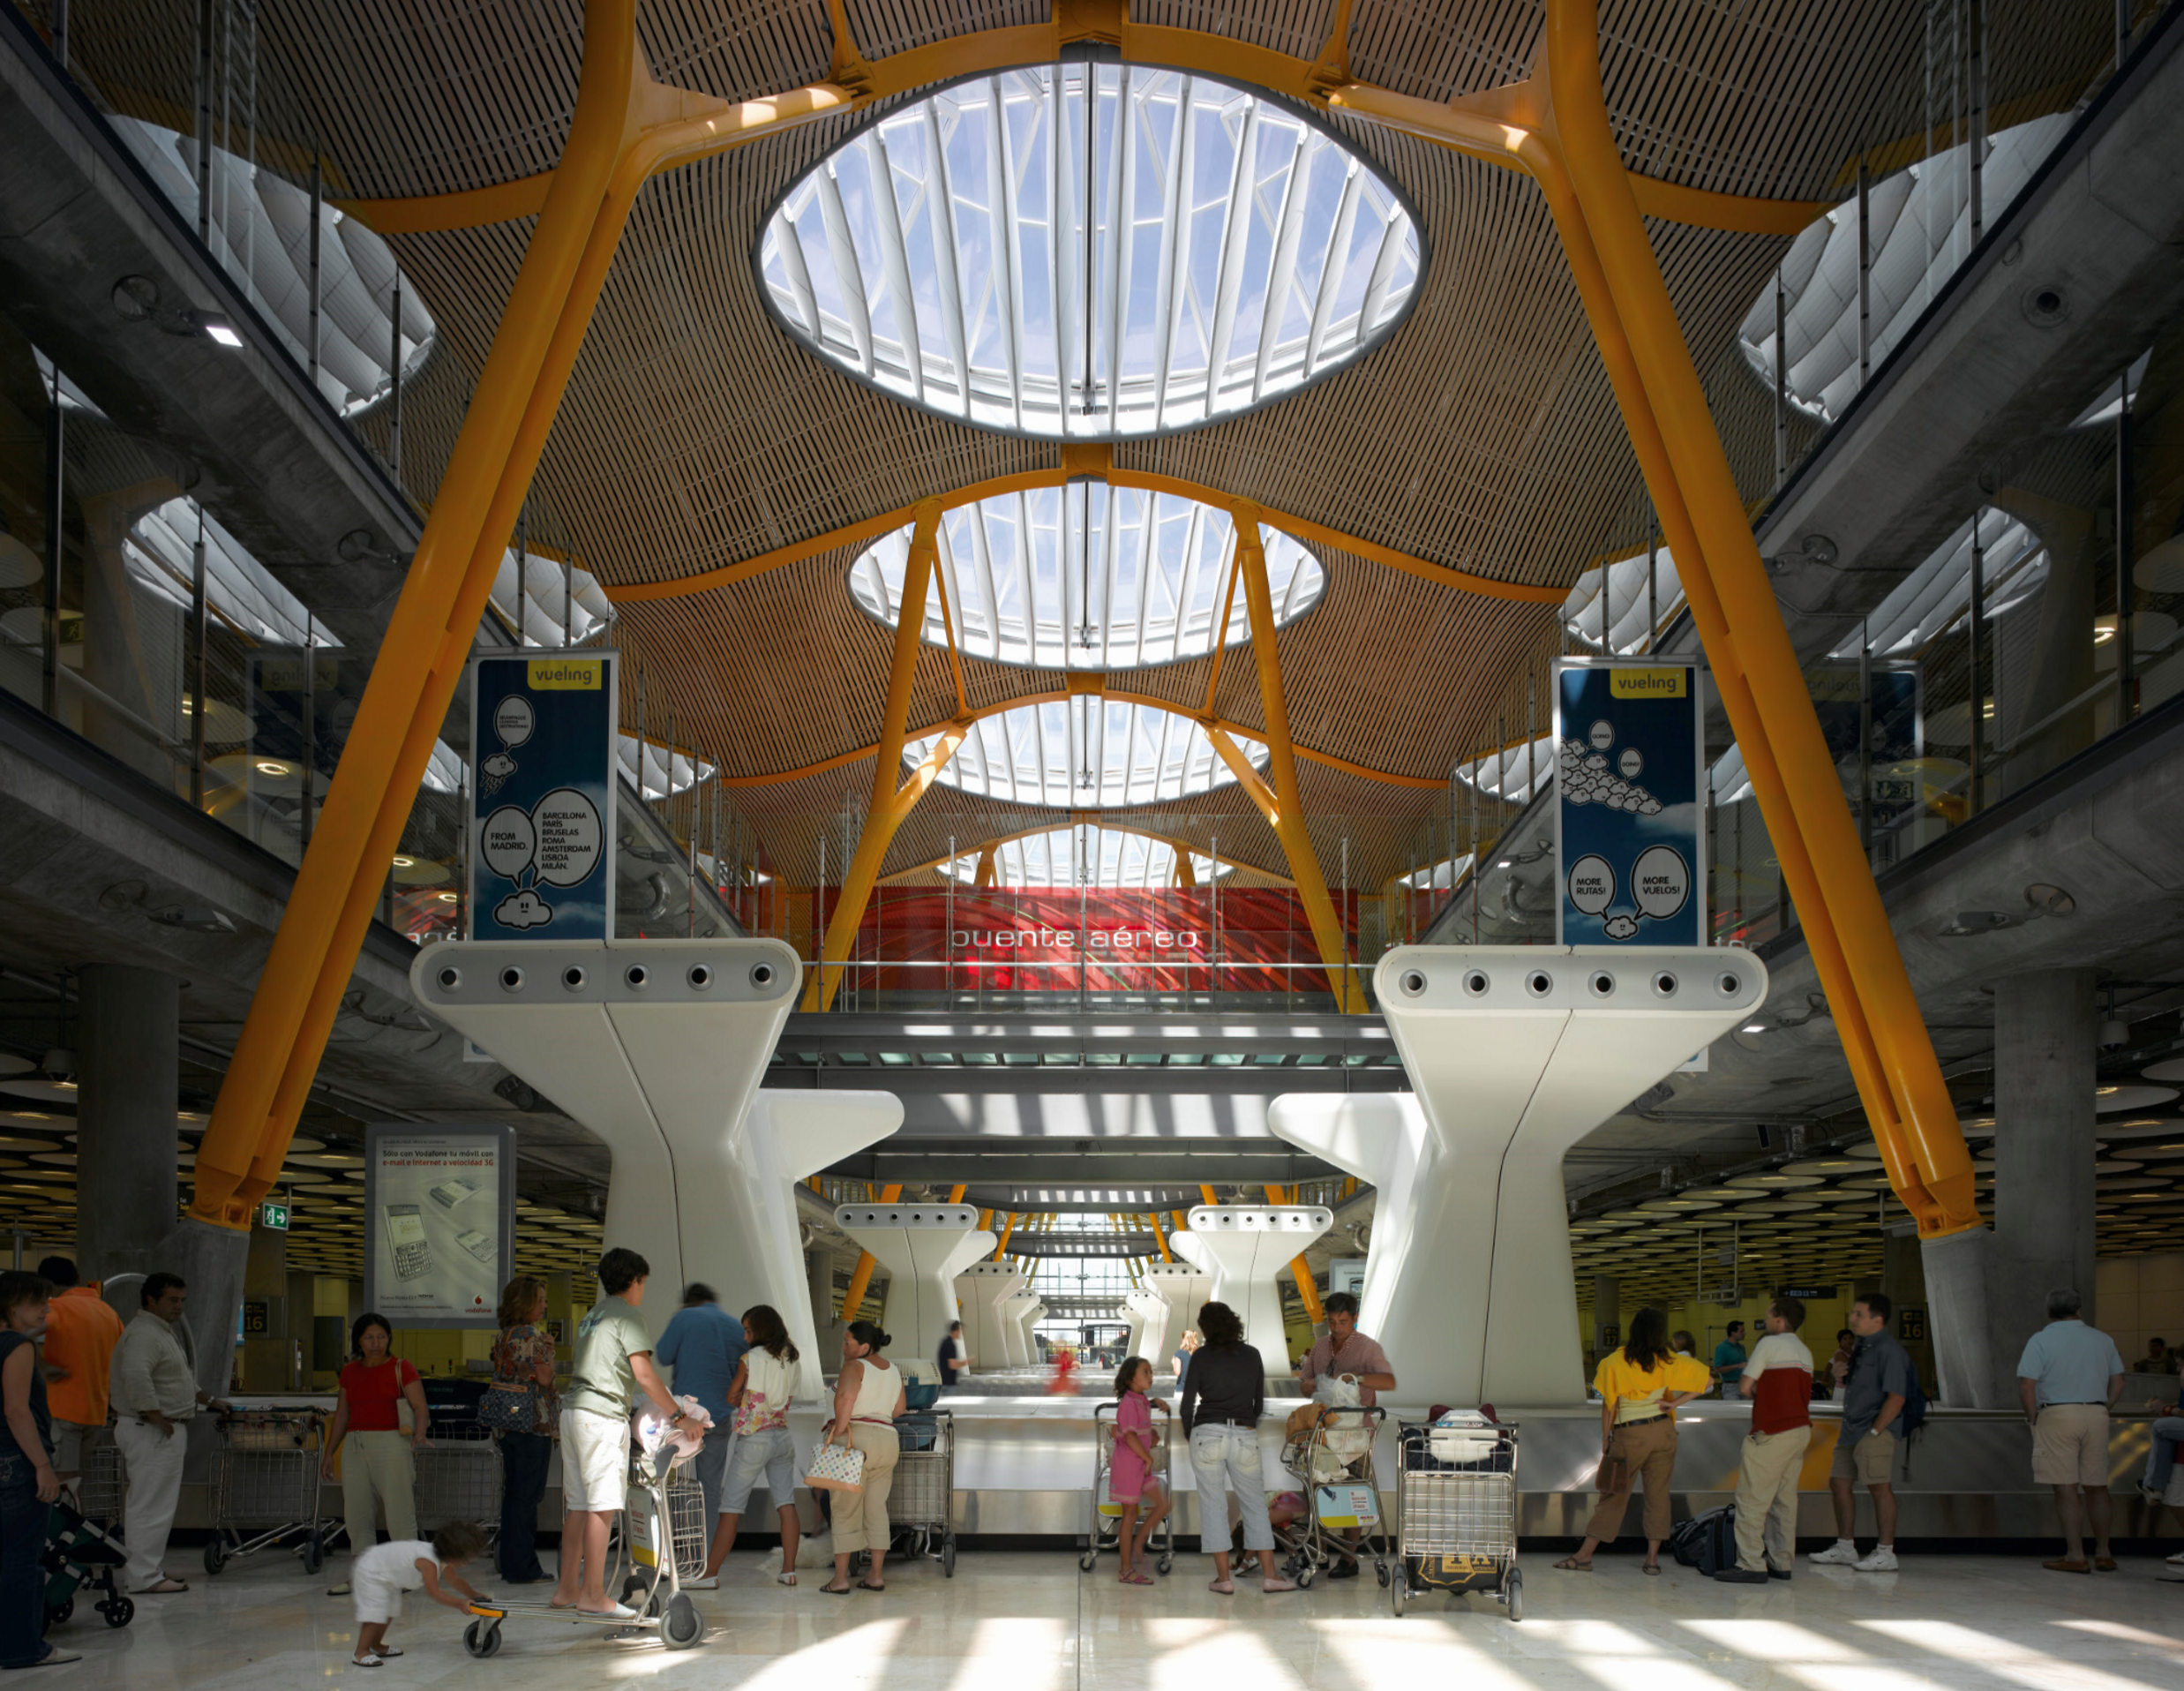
left=468, top=650, right=618, bottom=939
left=1553, top=659, right=1703, bottom=946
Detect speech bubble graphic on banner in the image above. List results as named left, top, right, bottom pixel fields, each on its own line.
left=480, top=806, right=536, bottom=881
left=493, top=889, right=554, bottom=929
left=494, top=695, right=535, bottom=748
left=532, top=788, right=604, bottom=888
left=1632, top=844, right=1692, bottom=921
left=1602, top=913, right=1640, bottom=941
left=1567, top=854, right=1616, bottom=915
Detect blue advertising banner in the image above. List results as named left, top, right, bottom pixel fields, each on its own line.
left=468, top=651, right=618, bottom=940
left=1554, top=659, right=1704, bottom=946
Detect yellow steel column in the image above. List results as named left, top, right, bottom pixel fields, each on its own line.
left=1233, top=511, right=1368, bottom=1012
left=804, top=500, right=957, bottom=1011
left=1147, top=1212, right=1173, bottom=1263
left=837, top=1182, right=902, bottom=1322
left=190, top=0, right=642, bottom=1226
left=224, top=67, right=864, bottom=1208
left=994, top=1213, right=1017, bottom=1259
left=949, top=1184, right=968, bottom=1202
left=1541, top=0, right=1976, bottom=1236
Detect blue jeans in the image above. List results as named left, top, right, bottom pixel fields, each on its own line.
left=693, top=1427, right=735, bottom=1526
left=0, top=1450, right=51, bottom=1669
left=2143, top=1417, right=2184, bottom=1497
left=497, top=1432, right=551, bottom=1582
left=1189, top=1424, right=1273, bottom=1558
left=721, top=1426, right=796, bottom=1515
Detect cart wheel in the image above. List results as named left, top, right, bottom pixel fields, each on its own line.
left=619, top=1575, right=644, bottom=1606
left=103, top=1597, right=134, bottom=1629
left=1295, top=1567, right=1313, bottom=1590
left=50, top=1598, right=72, bottom=1627
left=1375, top=1561, right=1390, bottom=1588
left=203, top=1538, right=228, bottom=1576
left=942, top=1535, right=957, bottom=1580
left=1077, top=1549, right=1098, bottom=1572
left=462, top=1620, right=503, bottom=1658
left=1156, top=1555, right=1173, bottom=1576
left=661, top=1594, right=704, bottom=1650
left=1503, top=1568, right=1522, bottom=1623
left=1392, top=1575, right=1407, bottom=1618
left=302, top=1530, right=325, bottom=1576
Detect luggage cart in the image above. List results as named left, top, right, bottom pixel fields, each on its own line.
left=462, top=1421, right=705, bottom=1656
left=1391, top=1414, right=1520, bottom=1620
left=202, top=1408, right=329, bottom=1576
left=75, top=1434, right=126, bottom=1529
left=414, top=1423, right=504, bottom=1541
left=1277, top=1404, right=1388, bottom=1589
left=892, top=1409, right=958, bottom=1576
left=40, top=1494, right=133, bottom=1633
left=1077, top=1399, right=1175, bottom=1575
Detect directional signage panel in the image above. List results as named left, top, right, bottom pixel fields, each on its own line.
left=467, top=651, right=618, bottom=940
left=1554, top=659, right=1705, bottom=947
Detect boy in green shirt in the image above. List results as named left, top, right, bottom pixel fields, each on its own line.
left=550, top=1248, right=697, bottom=1616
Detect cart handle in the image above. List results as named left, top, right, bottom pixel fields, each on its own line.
left=466, top=1604, right=507, bottom=1620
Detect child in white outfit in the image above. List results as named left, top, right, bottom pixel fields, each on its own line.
left=351, top=1522, right=490, bottom=1666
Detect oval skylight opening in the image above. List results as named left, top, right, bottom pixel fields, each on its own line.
left=759, top=63, right=1425, bottom=438
left=848, top=485, right=1324, bottom=670
left=907, top=699, right=1267, bottom=808
left=939, top=826, right=1235, bottom=888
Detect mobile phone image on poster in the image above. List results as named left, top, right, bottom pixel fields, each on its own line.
left=364, top=1124, right=515, bottom=1326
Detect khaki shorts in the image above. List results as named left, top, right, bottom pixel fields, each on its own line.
left=50, top=1420, right=95, bottom=1476
left=2031, top=1402, right=2111, bottom=1487
left=1829, top=1427, right=1898, bottom=1485
left=559, top=1408, right=630, bottom=1514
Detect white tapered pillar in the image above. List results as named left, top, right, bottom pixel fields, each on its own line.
left=833, top=1203, right=996, bottom=1382
left=1366, top=944, right=1767, bottom=1405
left=952, top=1259, right=1025, bottom=1377
left=410, top=939, right=901, bottom=1401
left=1142, top=1263, right=1212, bottom=1360
left=1123, top=1286, right=1168, bottom=1362
left=1175, top=1206, right=1331, bottom=1367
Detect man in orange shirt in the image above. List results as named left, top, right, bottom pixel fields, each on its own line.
left=39, top=1257, right=124, bottom=1484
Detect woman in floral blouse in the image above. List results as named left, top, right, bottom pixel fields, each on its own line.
left=487, top=1277, right=558, bottom=1582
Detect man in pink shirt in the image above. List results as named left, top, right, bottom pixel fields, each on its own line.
left=1294, top=1292, right=1397, bottom=1580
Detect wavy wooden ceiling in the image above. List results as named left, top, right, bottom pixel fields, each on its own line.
left=56, top=2, right=2121, bottom=887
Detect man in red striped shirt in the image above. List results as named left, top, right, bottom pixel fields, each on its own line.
left=1715, top=1296, right=1814, bottom=1583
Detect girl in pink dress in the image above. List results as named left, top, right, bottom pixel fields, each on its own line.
left=1110, top=1357, right=1171, bottom=1585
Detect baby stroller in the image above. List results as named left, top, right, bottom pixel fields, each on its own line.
left=41, top=1496, right=135, bottom=1633
left=1274, top=1403, right=1388, bottom=1588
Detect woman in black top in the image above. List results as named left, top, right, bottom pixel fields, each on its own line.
left=1, top=1270, right=71, bottom=1669
left=1179, top=1302, right=1296, bottom=1596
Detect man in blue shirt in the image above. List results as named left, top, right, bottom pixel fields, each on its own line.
left=1712, top=1321, right=1747, bottom=1396
left=1811, top=1292, right=1913, bottom=1573
left=2016, top=1288, right=2126, bottom=1575
left=655, top=1283, right=749, bottom=1522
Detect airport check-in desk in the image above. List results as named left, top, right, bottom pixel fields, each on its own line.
left=160, top=1396, right=2184, bottom=1541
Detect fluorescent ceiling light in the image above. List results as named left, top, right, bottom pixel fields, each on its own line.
left=203, top=320, right=244, bottom=348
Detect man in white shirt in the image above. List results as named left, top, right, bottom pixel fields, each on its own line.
left=2016, top=1288, right=2126, bottom=1574
left=109, top=1273, right=226, bottom=1595
left=1716, top=1296, right=1814, bottom=1582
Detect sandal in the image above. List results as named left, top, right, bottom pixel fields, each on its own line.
left=1553, top=1557, right=1594, bottom=1572
left=858, top=1581, right=886, bottom=1592
left=777, top=1573, right=798, bottom=1586
left=821, top=1582, right=854, bottom=1595
left=1119, top=1571, right=1154, bottom=1586
left=1643, top=1562, right=1662, bottom=1576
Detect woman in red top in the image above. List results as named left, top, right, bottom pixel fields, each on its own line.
left=320, top=1313, right=430, bottom=1596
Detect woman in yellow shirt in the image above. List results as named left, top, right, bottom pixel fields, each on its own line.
left=1555, top=1307, right=1713, bottom=1574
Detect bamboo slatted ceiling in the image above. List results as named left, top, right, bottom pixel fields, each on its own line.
left=49, top=0, right=2124, bottom=892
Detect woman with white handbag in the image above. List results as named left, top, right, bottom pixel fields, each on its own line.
left=816, top=1321, right=906, bottom=1594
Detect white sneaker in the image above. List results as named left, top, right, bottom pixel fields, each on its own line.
left=682, top=1575, right=718, bottom=1590
left=1853, top=1546, right=1899, bottom=1573
left=1808, top=1542, right=1860, bottom=1566
left=2166, top=1549, right=2184, bottom=1566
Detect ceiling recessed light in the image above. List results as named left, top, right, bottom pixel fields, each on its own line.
left=204, top=319, right=243, bottom=348
left=255, top=760, right=290, bottom=777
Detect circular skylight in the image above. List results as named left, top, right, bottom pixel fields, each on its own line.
left=939, top=825, right=1234, bottom=888
left=907, top=699, right=1267, bottom=808
left=848, top=485, right=1324, bottom=670
left=758, top=64, right=1424, bottom=438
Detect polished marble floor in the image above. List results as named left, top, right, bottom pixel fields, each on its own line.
left=41, top=1545, right=2184, bottom=1691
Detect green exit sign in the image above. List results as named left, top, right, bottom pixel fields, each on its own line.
left=260, top=1201, right=289, bottom=1232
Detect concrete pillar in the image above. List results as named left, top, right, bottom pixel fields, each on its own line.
left=75, top=965, right=181, bottom=1283
left=238, top=1223, right=288, bottom=1391
left=1592, top=1275, right=1621, bottom=1354
left=1881, top=1231, right=1936, bottom=1396
left=1995, top=968, right=2098, bottom=1326
left=1932, top=968, right=2098, bottom=1409
left=807, top=1249, right=844, bottom=1369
